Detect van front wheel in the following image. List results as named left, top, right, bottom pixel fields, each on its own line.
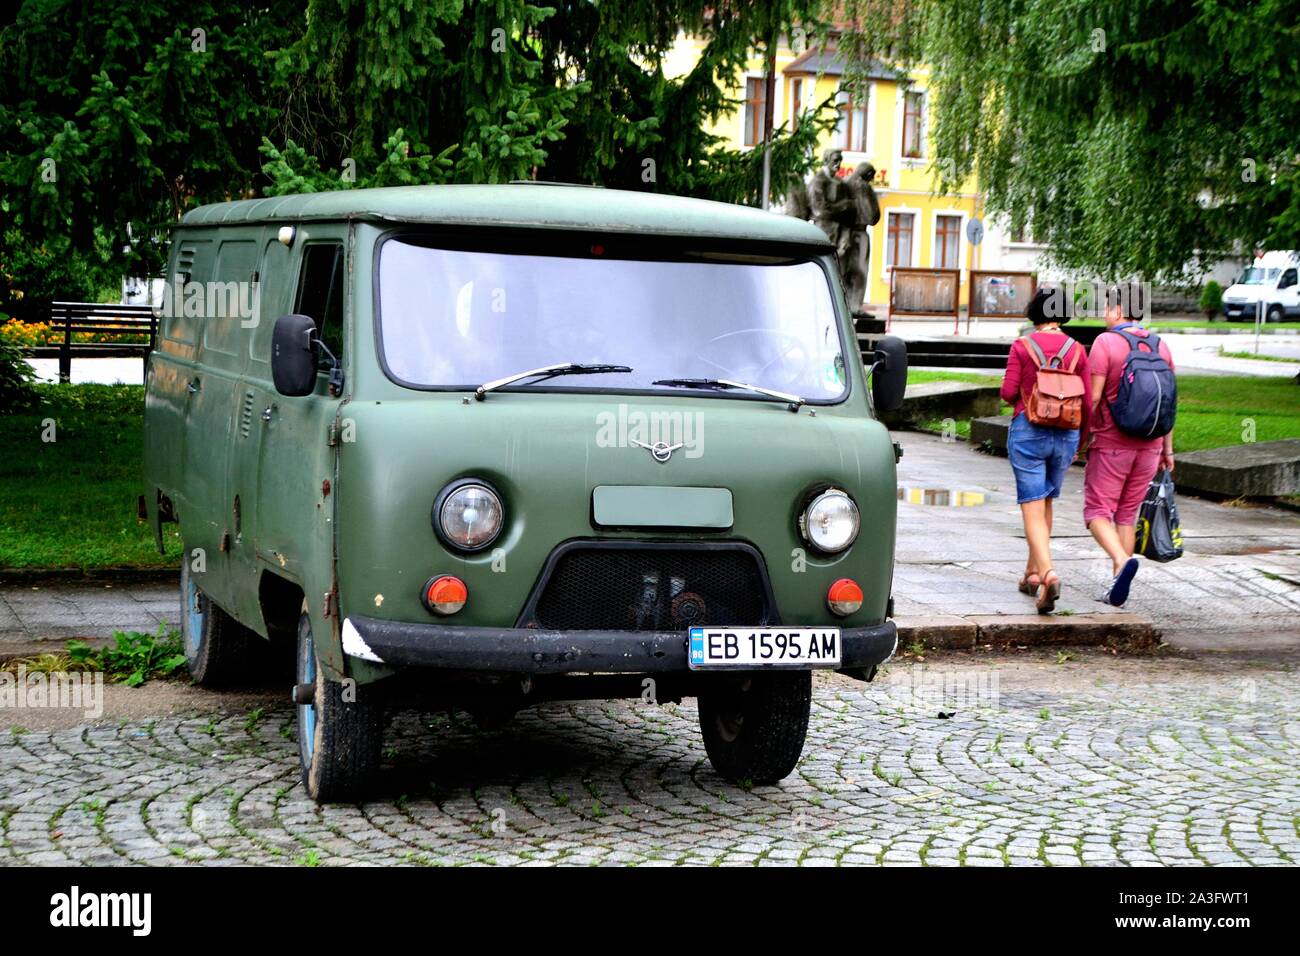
left=180, top=558, right=256, bottom=686
left=296, top=609, right=384, bottom=803
left=698, top=671, right=812, bottom=785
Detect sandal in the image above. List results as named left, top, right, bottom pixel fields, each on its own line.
left=1017, top=571, right=1041, bottom=596
left=1035, top=570, right=1061, bottom=615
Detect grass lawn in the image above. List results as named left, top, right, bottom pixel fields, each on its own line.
left=1218, top=347, right=1299, bottom=363
left=1068, top=318, right=1300, bottom=332
left=0, top=384, right=181, bottom=569
left=909, top=370, right=1300, bottom=453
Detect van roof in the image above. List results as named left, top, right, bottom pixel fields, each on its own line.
left=179, top=183, right=831, bottom=247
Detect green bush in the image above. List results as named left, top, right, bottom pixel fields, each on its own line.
left=0, top=337, right=37, bottom=413
left=67, top=625, right=186, bottom=687
left=1199, top=280, right=1223, bottom=319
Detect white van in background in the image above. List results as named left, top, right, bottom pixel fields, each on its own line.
left=1222, top=250, right=1300, bottom=322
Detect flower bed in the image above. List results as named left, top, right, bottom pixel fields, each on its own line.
left=0, top=317, right=150, bottom=347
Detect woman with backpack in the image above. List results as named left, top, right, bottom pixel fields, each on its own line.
left=1000, top=286, right=1091, bottom=613
left=1080, top=285, right=1177, bottom=607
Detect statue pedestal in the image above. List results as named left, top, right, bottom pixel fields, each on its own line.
left=852, top=311, right=885, bottom=335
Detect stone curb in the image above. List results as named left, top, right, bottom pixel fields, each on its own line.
left=897, top=611, right=1158, bottom=651
left=0, top=566, right=179, bottom=586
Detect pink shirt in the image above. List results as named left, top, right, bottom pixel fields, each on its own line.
left=1000, top=330, right=1091, bottom=435
left=1087, top=326, right=1175, bottom=449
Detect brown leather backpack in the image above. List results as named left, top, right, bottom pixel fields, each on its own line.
left=1022, top=334, right=1084, bottom=429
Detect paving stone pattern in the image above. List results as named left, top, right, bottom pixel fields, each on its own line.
left=2, top=661, right=1296, bottom=867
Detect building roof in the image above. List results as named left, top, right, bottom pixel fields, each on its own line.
left=783, top=47, right=905, bottom=81
left=179, top=183, right=830, bottom=246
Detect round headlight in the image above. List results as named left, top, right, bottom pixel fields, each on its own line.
left=800, top=488, right=860, bottom=553
left=434, top=480, right=503, bottom=552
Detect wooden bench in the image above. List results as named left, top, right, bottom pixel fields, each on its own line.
left=30, top=302, right=158, bottom=383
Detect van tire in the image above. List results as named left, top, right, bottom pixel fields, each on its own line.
left=296, top=608, right=384, bottom=803
left=1267, top=304, right=1285, bottom=323
left=698, top=671, right=812, bottom=785
left=180, top=558, right=257, bottom=687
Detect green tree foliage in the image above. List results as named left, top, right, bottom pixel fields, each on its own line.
left=1, top=0, right=832, bottom=329
left=839, top=0, right=1300, bottom=281
left=0, top=1, right=298, bottom=315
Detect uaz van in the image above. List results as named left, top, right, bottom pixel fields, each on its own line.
left=142, top=184, right=907, bottom=801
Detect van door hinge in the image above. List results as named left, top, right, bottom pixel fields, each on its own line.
left=893, top=441, right=903, bottom=464
left=327, top=421, right=339, bottom=447
left=322, top=590, right=334, bottom=618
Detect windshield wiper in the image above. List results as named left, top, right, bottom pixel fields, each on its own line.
left=475, top=363, right=632, bottom=400
left=651, top=378, right=805, bottom=411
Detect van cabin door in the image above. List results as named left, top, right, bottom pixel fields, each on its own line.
left=237, top=226, right=347, bottom=634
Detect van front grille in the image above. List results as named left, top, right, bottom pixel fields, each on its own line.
left=518, top=542, right=775, bottom=632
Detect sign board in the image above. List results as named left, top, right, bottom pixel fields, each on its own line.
left=966, top=217, right=984, bottom=247
left=889, top=267, right=961, bottom=328
left=968, top=271, right=1037, bottom=319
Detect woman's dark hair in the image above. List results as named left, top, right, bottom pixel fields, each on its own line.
left=1026, top=285, right=1069, bottom=326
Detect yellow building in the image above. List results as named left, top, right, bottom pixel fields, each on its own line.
left=665, top=32, right=984, bottom=310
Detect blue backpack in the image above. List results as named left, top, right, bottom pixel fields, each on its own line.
left=1108, top=324, right=1177, bottom=439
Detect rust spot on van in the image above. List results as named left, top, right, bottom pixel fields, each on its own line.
left=322, top=478, right=331, bottom=498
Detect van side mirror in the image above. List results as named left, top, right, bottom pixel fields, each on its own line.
left=272, top=314, right=321, bottom=396
left=870, top=335, right=908, bottom=413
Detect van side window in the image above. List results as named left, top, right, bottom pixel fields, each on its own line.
left=1280, top=268, right=1297, bottom=289
left=294, top=244, right=345, bottom=364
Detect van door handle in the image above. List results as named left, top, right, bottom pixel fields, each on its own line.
left=261, top=406, right=273, bottom=423
left=187, top=378, right=199, bottom=394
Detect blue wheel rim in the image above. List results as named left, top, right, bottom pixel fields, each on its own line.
left=299, top=631, right=317, bottom=764
left=184, top=572, right=204, bottom=658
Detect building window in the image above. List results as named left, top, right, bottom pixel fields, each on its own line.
left=743, top=77, right=767, bottom=147
left=834, top=88, right=868, bottom=152
left=886, top=212, right=915, bottom=271
left=790, top=78, right=803, bottom=128
left=901, top=90, right=925, bottom=159
left=935, top=215, right=962, bottom=269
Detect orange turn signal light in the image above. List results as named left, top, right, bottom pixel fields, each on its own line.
left=423, top=574, right=468, bottom=615
left=827, top=578, right=863, bottom=617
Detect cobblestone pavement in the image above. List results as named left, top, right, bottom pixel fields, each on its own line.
left=2, top=653, right=1297, bottom=866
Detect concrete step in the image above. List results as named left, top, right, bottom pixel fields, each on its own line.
left=881, top=381, right=1002, bottom=427
left=897, top=612, right=1158, bottom=651
left=970, top=413, right=1013, bottom=452
left=1175, top=439, right=1300, bottom=497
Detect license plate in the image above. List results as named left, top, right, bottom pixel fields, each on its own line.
left=688, top=626, right=841, bottom=669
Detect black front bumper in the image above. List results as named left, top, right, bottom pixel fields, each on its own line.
left=344, top=615, right=897, bottom=675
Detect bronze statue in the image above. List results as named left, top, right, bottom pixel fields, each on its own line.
left=841, top=162, right=881, bottom=313
left=788, top=149, right=880, bottom=314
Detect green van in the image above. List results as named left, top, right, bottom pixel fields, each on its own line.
left=142, top=184, right=907, bottom=801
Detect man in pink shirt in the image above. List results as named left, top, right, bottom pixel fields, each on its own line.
left=1082, top=287, right=1177, bottom=606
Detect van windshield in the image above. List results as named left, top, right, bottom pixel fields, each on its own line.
left=1238, top=268, right=1278, bottom=285
left=376, top=239, right=848, bottom=401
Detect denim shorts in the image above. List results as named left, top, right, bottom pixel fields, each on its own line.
left=1007, top=412, right=1080, bottom=504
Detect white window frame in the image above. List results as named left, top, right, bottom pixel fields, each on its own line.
left=895, top=86, right=928, bottom=166
left=833, top=82, right=874, bottom=158
left=882, top=206, right=921, bottom=286
left=931, top=209, right=967, bottom=271
left=741, top=72, right=771, bottom=150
